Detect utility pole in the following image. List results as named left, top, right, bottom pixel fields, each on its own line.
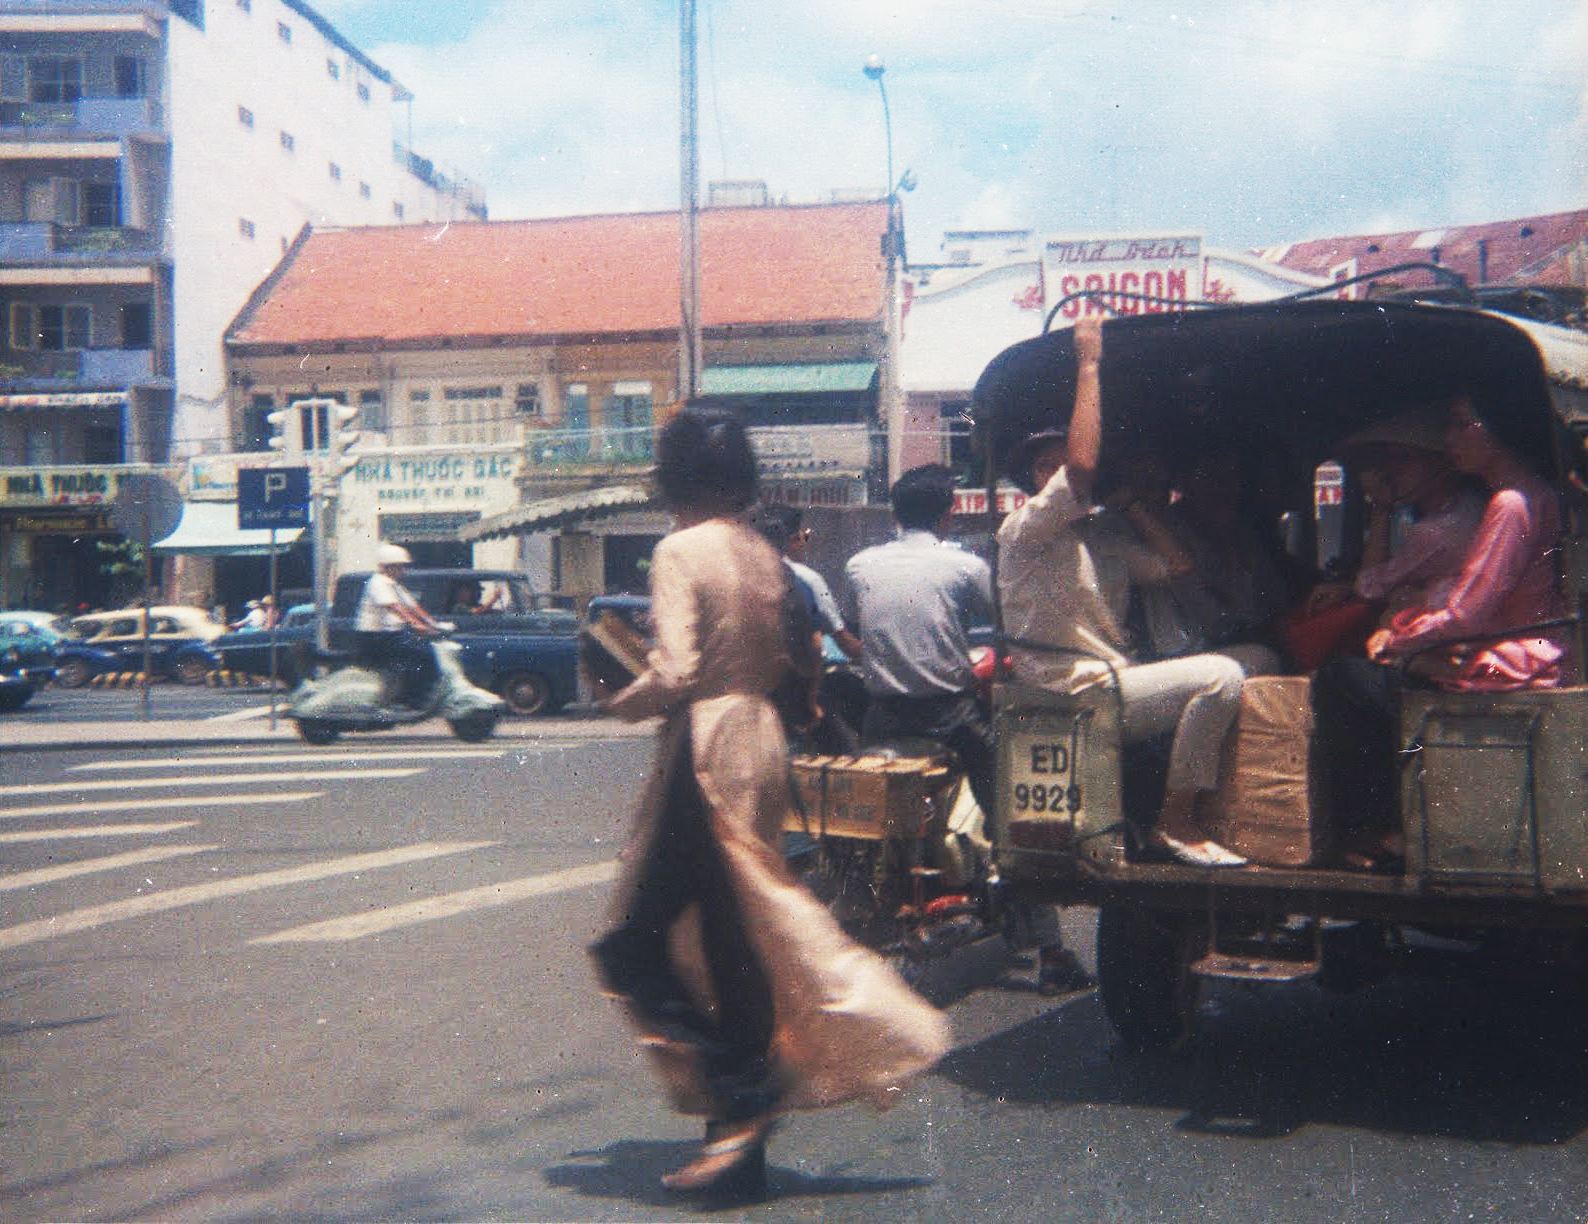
left=679, top=0, right=702, bottom=403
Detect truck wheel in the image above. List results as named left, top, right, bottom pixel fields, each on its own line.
left=500, top=672, right=551, bottom=716
left=1096, top=905, right=1199, bottom=1052
left=450, top=710, right=498, bottom=742
left=53, top=659, right=93, bottom=689
left=296, top=718, right=340, bottom=745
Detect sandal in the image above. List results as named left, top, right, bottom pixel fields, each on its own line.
left=1149, top=830, right=1247, bottom=868
left=661, top=1115, right=775, bottom=1202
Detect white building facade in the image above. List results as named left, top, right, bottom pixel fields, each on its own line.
left=0, top=0, right=483, bottom=609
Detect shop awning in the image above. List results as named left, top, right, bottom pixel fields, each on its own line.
left=461, top=483, right=654, bottom=542
left=151, top=501, right=304, bottom=556
left=699, top=362, right=878, bottom=397
left=0, top=391, right=127, bottom=409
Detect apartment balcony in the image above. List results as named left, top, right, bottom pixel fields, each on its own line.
left=0, top=95, right=163, bottom=140
left=0, top=346, right=158, bottom=388
left=523, top=424, right=654, bottom=471
left=0, top=222, right=162, bottom=264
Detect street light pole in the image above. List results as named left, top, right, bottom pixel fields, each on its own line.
left=679, top=0, right=702, bottom=403
left=865, top=54, right=903, bottom=487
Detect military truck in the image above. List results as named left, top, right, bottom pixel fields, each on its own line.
left=971, top=294, right=1587, bottom=1049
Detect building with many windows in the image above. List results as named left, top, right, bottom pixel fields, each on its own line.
left=0, top=0, right=483, bottom=610
left=214, top=201, right=891, bottom=606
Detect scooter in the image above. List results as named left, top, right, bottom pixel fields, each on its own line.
left=287, top=629, right=506, bottom=744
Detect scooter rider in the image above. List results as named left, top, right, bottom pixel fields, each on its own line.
left=355, top=544, right=443, bottom=706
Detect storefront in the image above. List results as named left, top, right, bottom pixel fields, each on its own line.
left=0, top=464, right=158, bottom=611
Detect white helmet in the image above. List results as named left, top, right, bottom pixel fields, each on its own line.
left=376, top=543, right=412, bottom=567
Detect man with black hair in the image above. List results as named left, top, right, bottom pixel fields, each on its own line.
left=842, top=464, right=996, bottom=817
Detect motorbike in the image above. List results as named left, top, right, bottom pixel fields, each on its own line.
left=287, top=628, right=506, bottom=744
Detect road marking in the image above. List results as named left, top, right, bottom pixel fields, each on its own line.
left=0, top=768, right=424, bottom=797
left=252, top=858, right=621, bottom=944
left=0, top=840, right=497, bottom=951
left=69, top=750, right=506, bottom=772
left=204, top=704, right=280, bottom=723
left=0, top=844, right=219, bottom=891
left=0, top=791, right=325, bottom=821
left=0, top=822, right=199, bottom=844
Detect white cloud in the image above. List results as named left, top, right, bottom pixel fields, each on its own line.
left=333, top=0, right=1587, bottom=248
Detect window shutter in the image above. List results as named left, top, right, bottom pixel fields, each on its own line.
left=9, top=303, right=36, bottom=350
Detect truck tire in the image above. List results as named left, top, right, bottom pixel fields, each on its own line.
left=500, top=671, right=551, bottom=716
left=1096, top=905, right=1199, bottom=1052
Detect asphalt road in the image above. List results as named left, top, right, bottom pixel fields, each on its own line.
left=4, top=736, right=1588, bottom=1221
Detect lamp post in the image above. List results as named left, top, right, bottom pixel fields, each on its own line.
left=865, top=53, right=904, bottom=487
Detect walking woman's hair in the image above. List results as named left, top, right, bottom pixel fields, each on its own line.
left=656, top=407, right=759, bottom=513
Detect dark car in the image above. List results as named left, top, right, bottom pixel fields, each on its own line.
left=329, top=569, right=581, bottom=715
left=52, top=606, right=226, bottom=688
left=0, top=612, right=62, bottom=711
left=171, top=604, right=316, bottom=686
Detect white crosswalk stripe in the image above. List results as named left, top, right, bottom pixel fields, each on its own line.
left=0, top=844, right=218, bottom=891
left=0, top=790, right=325, bottom=821
left=252, top=859, right=620, bottom=943
left=68, top=749, right=508, bottom=772
left=0, top=821, right=199, bottom=843
left=0, top=767, right=424, bottom=798
left=0, top=840, right=497, bottom=951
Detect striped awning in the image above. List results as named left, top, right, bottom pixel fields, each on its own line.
left=460, top=483, right=654, bottom=542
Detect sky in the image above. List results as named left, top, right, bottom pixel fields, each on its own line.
left=313, top=0, right=1588, bottom=258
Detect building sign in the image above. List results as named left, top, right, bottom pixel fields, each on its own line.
left=0, top=465, right=152, bottom=509
left=759, top=478, right=868, bottom=508
left=1315, top=461, right=1345, bottom=507
left=350, top=451, right=518, bottom=509
left=952, top=487, right=1027, bottom=515
left=1042, top=234, right=1202, bottom=322
left=0, top=511, right=114, bottom=533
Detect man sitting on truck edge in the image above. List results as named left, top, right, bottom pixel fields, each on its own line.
left=995, top=316, right=1249, bottom=868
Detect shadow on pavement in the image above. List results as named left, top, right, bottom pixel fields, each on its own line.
left=544, top=1137, right=933, bottom=1211
left=937, top=974, right=1588, bottom=1144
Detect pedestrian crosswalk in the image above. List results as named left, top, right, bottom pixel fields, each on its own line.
left=0, top=742, right=620, bottom=953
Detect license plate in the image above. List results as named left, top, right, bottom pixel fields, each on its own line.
left=1005, top=724, right=1086, bottom=849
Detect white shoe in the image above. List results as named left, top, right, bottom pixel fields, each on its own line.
left=1153, top=831, right=1247, bottom=868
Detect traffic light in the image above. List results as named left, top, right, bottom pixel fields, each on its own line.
left=330, top=401, right=360, bottom=473
left=266, top=402, right=304, bottom=455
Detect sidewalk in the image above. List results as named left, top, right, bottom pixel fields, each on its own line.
left=2, top=704, right=653, bottom=754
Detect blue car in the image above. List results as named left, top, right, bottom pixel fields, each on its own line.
left=52, top=606, right=225, bottom=688
left=0, top=612, right=62, bottom=711
left=171, top=604, right=316, bottom=686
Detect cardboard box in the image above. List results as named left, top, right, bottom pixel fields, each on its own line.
left=788, top=753, right=954, bottom=841
left=1206, top=675, right=1331, bottom=867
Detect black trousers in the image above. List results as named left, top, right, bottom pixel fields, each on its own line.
left=863, top=690, right=997, bottom=821
left=354, top=630, right=437, bottom=706
left=1311, top=656, right=1403, bottom=844
left=597, top=729, right=777, bottom=1121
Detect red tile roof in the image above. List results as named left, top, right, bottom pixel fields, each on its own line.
left=1257, top=207, right=1588, bottom=289
left=228, top=202, right=890, bottom=348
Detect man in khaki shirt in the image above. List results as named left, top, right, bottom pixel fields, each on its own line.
left=996, top=317, right=1248, bottom=868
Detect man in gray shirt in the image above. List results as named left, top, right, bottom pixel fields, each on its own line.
left=844, top=464, right=996, bottom=817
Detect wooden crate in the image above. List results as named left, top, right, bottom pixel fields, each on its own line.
left=788, top=753, right=954, bottom=841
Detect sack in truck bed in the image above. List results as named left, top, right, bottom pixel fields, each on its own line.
left=1206, top=675, right=1331, bottom=868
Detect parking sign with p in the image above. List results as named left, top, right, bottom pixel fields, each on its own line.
left=238, top=466, right=311, bottom=529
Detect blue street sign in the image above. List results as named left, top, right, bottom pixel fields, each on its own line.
left=238, top=466, right=311, bottom=529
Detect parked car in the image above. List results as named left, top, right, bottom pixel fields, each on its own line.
left=329, top=570, right=581, bottom=715
left=52, top=606, right=226, bottom=688
left=0, top=612, right=62, bottom=710
left=171, top=603, right=316, bottom=686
